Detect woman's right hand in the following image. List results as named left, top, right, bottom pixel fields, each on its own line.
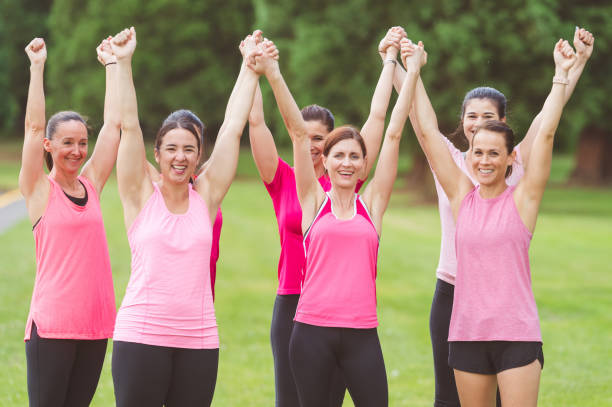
left=400, top=38, right=427, bottom=70
left=111, top=27, right=137, bottom=61
left=553, top=39, right=576, bottom=74
left=378, top=26, right=405, bottom=60
left=25, top=38, right=46, bottom=66
left=96, top=37, right=116, bottom=66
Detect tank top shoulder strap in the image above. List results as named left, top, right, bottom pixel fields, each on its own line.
left=303, top=194, right=331, bottom=240
left=77, top=175, right=98, bottom=202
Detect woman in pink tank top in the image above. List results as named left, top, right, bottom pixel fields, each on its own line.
left=109, top=28, right=263, bottom=406
left=413, top=39, right=579, bottom=406
left=145, top=109, right=224, bottom=301
left=247, top=27, right=403, bottom=407
left=19, top=37, right=120, bottom=406
left=386, top=27, right=594, bottom=407
left=261, top=37, right=425, bottom=406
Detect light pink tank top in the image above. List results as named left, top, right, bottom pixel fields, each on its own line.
left=449, top=186, right=541, bottom=342
left=295, top=193, right=379, bottom=329
left=114, top=182, right=219, bottom=349
left=434, top=137, right=524, bottom=284
left=26, top=175, right=116, bottom=340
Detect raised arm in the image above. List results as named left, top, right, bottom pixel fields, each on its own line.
left=81, top=37, right=121, bottom=196
left=410, top=41, right=473, bottom=215
left=111, top=27, right=152, bottom=228
left=515, top=40, right=576, bottom=233
left=197, top=35, right=261, bottom=221
left=360, top=26, right=404, bottom=176
left=243, top=32, right=279, bottom=183
left=19, top=38, right=49, bottom=224
left=362, top=40, right=425, bottom=233
left=519, top=27, right=594, bottom=169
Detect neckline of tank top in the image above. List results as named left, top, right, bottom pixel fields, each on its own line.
left=327, top=191, right=357, bottom=221
left=153, top=181, right=196, bottom=217
left=62, top=179, right=88, bottom=207
left=474, top=184, right=512, bottom=203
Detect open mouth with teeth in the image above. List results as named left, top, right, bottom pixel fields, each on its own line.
left=171, top=165, right=188, bottom=175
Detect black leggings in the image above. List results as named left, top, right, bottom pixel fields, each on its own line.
left=430, top=279, right=501, bottom=407
left=25, top=322, right=107, bottom=407
left=271, top=294, right=345, bottom=406
left=112, top=341, right=218, bottom=407
left=289, top=321, right=388, bottom=407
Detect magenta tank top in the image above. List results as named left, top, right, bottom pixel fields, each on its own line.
left=449, top=186, right=541, bottom=342
left=265, top=158, right=364, bottom=295
left=295, top=193, right=379, bottom=328
left=26, top=175, right=116, bottom=340
left=114, top=182, right=219, bottom=349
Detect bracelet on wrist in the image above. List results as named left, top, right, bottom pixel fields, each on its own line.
left=105, top=62, right=117, bottom=67
left=552, top=75, right=569, bottom=85
left=384, top=59, right=397, bottom=65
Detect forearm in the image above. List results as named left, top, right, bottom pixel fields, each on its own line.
left=367, top=61, right=396, bottom=121
left=564, top=58, right=586, bottom=104
left=266, top=68, right=307, bottom=140
left=221, top=69, right=259, bottom=139
left=249, top=83, right=265, bottom=126
left=25, top=64, right=46, bottom=133
left=386, top=67, right=418, bottom=137
left=103, top=65, right=120, bottom=128
left=117, top=59, right=141, bottom=132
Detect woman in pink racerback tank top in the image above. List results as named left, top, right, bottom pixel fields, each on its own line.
left=246, top=27, right=404, bottom=407
left=19, top=37, right=120, bottom=406
left=109, top=27, right=265, bottom=406
left=413, top=39, right=580, bottom=406
left=261, top=37, right=426, bottom=406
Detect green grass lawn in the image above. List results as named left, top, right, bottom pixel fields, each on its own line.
left=1, top=144, right=611, bottom=405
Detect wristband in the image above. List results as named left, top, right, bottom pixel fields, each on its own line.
left=552, top=75, right=569, bottom=85
left=105, top=62, right=117, bottom=67
left=384, top=59, right=397, bottom=65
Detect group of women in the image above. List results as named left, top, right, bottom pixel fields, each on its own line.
left=19, top=23, right=593, bottom=407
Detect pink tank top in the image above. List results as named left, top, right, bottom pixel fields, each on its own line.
left=114, top=182, right=219, bottom=349
left=210, top=207, right=222, bottom=300
left=265, top=158, right=364, bottom=295
left=434, top=137, right=524, bottom=284
left=25, top=175, right=116, bottom=340
left=449, top=186, right=541, bottom=341
left=295, top=193, right=379, bottom=328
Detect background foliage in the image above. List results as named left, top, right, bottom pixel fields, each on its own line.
left=0, top=0, right=609, bottom=151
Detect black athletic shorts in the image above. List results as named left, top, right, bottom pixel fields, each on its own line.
left=449, top=341, right=544, bottom=374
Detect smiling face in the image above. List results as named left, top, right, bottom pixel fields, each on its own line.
left=305, top=120, right=331, bottom=168
left=469, top=129, right=515, bottom=186
left=462, top=98, right=505, bottom=145
left=44, top=120, right=88, bottom=174
left=154, top=128, right=201, bottom=184
left=323, top=138, right=366, bottom=189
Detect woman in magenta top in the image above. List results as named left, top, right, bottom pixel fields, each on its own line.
left=248, top=27, right=404, bottom=406
left=386, top=26, right=594, bottom=406
left=413, top=38, right=577, bottom=406
left=259, top=36, right=425, bottom=406
left=19, top=37, right=120, bottom=405
left=110, top=28, right=260, bottom=405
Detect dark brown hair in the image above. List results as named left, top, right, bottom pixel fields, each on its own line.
left=155, top=110, right=202, bottom=153
left=449, top=87, right=507, bottom=151
left=301, top=104, right=334, bottom=132
left=322, top=126, right=367, bottom=158
left=471, top=119, right=515, bottom=178
left=44, top=111, right=88, bottom=171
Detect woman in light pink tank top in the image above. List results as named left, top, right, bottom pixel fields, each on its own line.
left=275, top=39, right=426, bottom=407
left=413, top=39, right=579, bottom=406
left=109, top=28, right=263, bottom=406
left=247, top=27, right=402, bottom=406
left=386, top=26, right=594, bottom=407
left=19, top=37, right=120, bottom=405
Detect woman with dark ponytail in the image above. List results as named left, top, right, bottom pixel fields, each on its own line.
left=383, top=26, right=594, bottom=407
left=19, top=36, right=120, bottom=406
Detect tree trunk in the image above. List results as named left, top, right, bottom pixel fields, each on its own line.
left=405, top=149, right=437, bottom=203
left=569, top=126, right=612, bottom=185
